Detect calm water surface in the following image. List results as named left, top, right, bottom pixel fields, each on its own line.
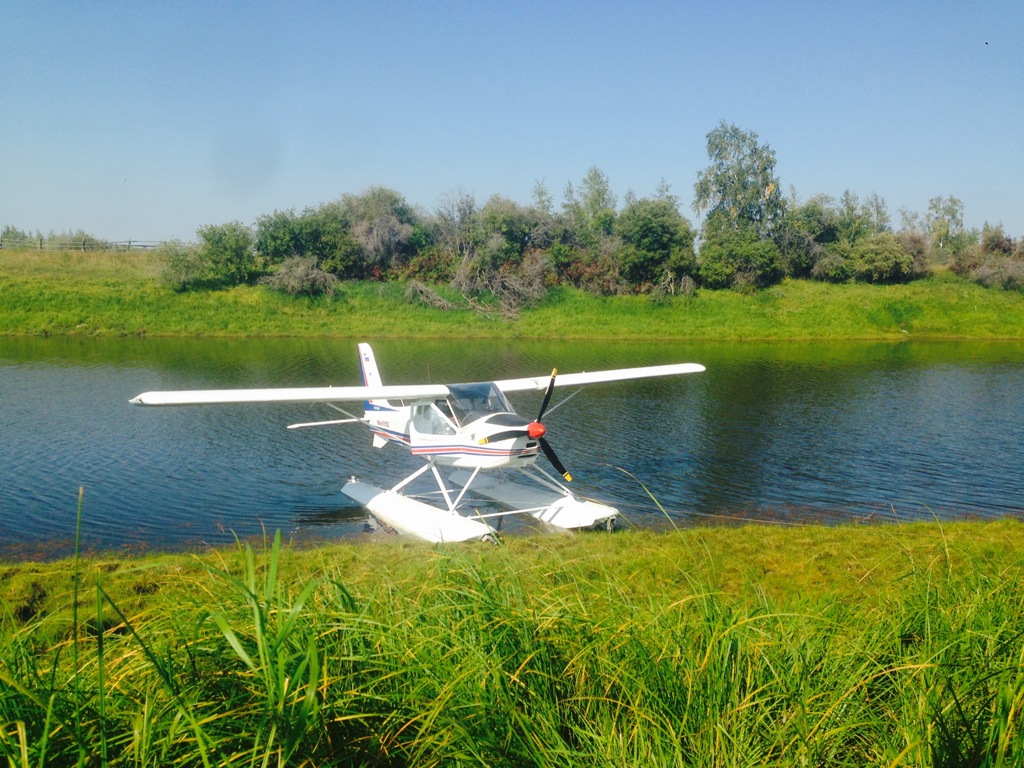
left=1, top=337, right=1022, bottom=559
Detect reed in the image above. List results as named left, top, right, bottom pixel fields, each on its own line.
left=2, top=520, right=1024, bottom=766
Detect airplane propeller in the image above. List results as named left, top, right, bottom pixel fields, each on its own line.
left=481, top=368, right=572, bottom=482
left=534, top=369, right=572, bottom=481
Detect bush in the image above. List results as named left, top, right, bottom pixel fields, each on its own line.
left=970, top=256, right=1024, bottom=290
left=852, top=233, right=914, bottom=283
left=547, top=241, right=581, bottom=284
left=451, top=252, right=551, bottom=315
left=197, top=221, right=256, bottom=285
left=259, top=257, right=340, bottom=296
left=615, top=197, right=697, bottom=287
left=698, top=226, right=783, bottom=290
left=158, top=240, right=213, bottom=291
left=402, top=246, right=456, bottom=283
left=255, top=209, right=303, bottom=264
left=618, top=244, right=661, bottom=288
left=981, top=223, right=1014, bottom=256
left=811, top=246, right=854, bottom=283
left=568, top=247, right=631, bottom=296
left=949, top=245, right=983, bottom=276
left=895, top=230, right=931, bottom=278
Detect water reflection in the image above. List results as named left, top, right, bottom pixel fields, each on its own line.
left=1, top=337, right=1022, bottom=559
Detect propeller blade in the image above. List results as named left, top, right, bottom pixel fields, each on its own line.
left=536, top=368, right=557, bottom=422
left=539, top=437, right=572, bottom=482
left=481, top=423, right=552, bottom=444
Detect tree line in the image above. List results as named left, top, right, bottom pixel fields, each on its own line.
left=9, top=121, right=1023, bottom=307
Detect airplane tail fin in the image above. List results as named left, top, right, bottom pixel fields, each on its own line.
left=358, top=342, right=383, bottom=390
left=358, top=343, right=389, bottom=448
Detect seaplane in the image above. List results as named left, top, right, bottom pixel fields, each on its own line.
left=130, top=343, right=704, bottom=543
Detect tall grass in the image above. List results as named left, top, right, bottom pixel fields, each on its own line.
left=3, top=521, right=1024, bottom=765
left=2, top=249, right=1023, bottom=339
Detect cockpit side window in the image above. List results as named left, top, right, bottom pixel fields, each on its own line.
left=411, top=402, right=457, bottom=435
left=446, top=383, right=514, bottom=425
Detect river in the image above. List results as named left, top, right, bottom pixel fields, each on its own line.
left=1, top=337, right=1022, bottom=559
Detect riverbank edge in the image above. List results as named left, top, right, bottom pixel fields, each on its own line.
left=2, top=248, right=1023, bottom=340
left=4, top=518, right=1022, bottom=606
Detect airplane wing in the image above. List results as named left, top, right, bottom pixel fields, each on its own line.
left=130, top=363, right=705, bottom=406
left=492, top=363, right=705, bottom=393
left=129, top=384, right=450, bottom=407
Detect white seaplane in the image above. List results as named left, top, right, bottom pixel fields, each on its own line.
left=130, top=344, right=704, bottom=543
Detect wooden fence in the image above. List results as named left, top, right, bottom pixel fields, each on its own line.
left=0, top=237, right=165, bottom=252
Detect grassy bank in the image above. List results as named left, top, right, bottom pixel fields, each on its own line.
left=2, top=249, right=1023, bottom=339
left=3, top=521, right=1024, bottom=766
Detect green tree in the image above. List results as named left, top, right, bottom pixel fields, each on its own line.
left=1, top=225, right=35, bottom=246
left=863, top=192, right=891, bottom=234
left=693, top=121, right=784, bottom=239
left=476, top=195, right=538, bottom=269
left=811, top=245, right=855, bottom=283
left=528, top=180, right=561, bottom=252
left=444, top=194, right=554, bottom=309
left=430, top=191, right=477, bottom=270
left=698, top=219, right=783, bottom=290
left=196, top=221, right=256, bottom=285
left=835, top=190, right=873, bottom=244
left=338, top=186, right=419, bottom=273
left=926, top=195, right=966, bottom=253
left=255, top=209, right=304, bottom=264
left=980, top=222, right=1014, bottom=255
left=895, top=229, right=931, bottom=277
left=532, top=179, right=555, bottom=217
left=615, top=197, right=696, bottom=287
left=563, top=166, right=617, bottom=248
left=852, top=232, right=914, bottom=283
left=297, top=203, right=363, bottom=277
left=779, top=191, right=893, bottom=281
left=776, top=194, right=838, bottom=277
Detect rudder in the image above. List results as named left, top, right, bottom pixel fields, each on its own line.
left=358, top=343, right=390, bottom=448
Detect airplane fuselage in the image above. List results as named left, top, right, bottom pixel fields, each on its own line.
left=364, top=382, right=543, bottom=469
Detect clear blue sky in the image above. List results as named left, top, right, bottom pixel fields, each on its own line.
left=3, top=1, right=1022, bottom=241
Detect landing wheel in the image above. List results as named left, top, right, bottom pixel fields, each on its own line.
left=604, top=516, right=617, bottom=533
left=482, top=533, right=501, bottom=546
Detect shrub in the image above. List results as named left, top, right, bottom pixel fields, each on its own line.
left=981, top=223, right=1014, bottom=256
left=698, top=226, right=783, bottom=290
left=569, top=247, right=631, bottom=296
left=259, top=257, right=340, bottom=296
left=895, top=230, right=931, bottom=278
left=255, top=209, right=303, bottom=264
left=811, top=247, right=854, bottom=283
left=852, top=232, right=914, bottom=283
left=402, top=246, right=456, bottom=283
left=617, top=244, right=661, bottom=288
left=547, top=241, right=581, bottom=284
left=197, top=221, right=257, bottom=285
left=949, top=245, right=983, bottom=276
left=615, top=197, right=697, bottom=287
left=158, top=240, right=214, bottom=291
left=971, top=256, right=1024, bottom=290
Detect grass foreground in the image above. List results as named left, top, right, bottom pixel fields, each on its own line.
left=3, top=520, right=1024, bottom=766
left=2, top=249, right=1024, bottom=339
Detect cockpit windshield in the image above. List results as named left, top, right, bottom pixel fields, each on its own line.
left=446, top=382, right=514, bottom=426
